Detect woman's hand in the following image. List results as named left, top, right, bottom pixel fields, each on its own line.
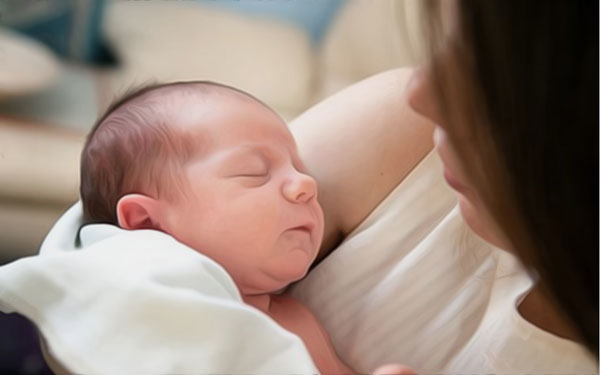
left=373, top=363, right=415, bottom=375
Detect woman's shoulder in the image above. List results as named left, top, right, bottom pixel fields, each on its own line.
left=291, top=68, right=435, bottom=259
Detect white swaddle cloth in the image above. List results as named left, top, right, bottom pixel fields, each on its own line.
left=0, top=203, right=317, bottom=374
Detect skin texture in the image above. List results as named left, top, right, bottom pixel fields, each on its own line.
left=117, top=93, right=324, bottom=295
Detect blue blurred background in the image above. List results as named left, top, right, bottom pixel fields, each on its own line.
left=1, top=0, right=343, bottom=64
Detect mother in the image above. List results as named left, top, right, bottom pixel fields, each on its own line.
left=289, top=1, right=597, bottom=373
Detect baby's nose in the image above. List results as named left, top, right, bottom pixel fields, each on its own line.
left=282, top=171, right=317, bottom=203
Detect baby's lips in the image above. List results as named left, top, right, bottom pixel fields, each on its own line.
left=288, top=225, right=311, bottom=234
left=287, top=220, right=315, bottom=234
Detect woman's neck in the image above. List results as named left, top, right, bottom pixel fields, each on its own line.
left=518, top=284, right=579, bottom=342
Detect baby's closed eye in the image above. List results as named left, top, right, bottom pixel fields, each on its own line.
left=231, top=165, right=270, bottom=178
left=235, top=172, right=269, bottom=178
left=232, top=173, right=271, bottom=187
left=224, top=156, right=269, bottom=177
left=229, top=165, right=271, bottom=186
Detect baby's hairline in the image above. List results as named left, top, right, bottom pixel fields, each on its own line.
left=93, top=81, right=280, bottom=138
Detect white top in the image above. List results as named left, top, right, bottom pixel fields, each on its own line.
left=289, top=151, right=598, bottom=374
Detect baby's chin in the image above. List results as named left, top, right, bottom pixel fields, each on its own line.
left=279, top=247, right=314, bottom=280
left=241, top=250, right=315, bottom=294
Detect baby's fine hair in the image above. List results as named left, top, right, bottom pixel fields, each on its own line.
left=80, top=81, right=264, bottom=225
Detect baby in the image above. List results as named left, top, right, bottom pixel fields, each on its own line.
left=80, top=81, right=354, bottom=374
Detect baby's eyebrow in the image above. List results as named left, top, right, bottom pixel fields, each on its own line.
left=222, top=142, right=299, bottom=168
left=220, top=146, right=269, bottom=165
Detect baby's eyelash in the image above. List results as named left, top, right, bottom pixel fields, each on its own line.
left=234, top=172, right=271, bottom=187
left=236, top=173, right=269, bottom=178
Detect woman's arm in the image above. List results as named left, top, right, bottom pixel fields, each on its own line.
left=290, top=68, right=435, bottom=260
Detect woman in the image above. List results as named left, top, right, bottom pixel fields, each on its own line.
left=289, top=0, right=597, bottom=373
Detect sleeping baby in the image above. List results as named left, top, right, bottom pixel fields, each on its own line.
left=79, top=81, right=354, bottom=374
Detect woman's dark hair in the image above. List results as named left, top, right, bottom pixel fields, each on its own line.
left=422, top=0, right=597, bottom=353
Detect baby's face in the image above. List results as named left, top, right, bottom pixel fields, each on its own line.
left=160, top=94, right=324, bottom=295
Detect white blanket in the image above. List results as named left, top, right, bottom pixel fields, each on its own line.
left=0, top=202, right=317, bottom=374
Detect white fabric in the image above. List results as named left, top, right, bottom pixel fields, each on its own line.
left=0, top=203, right=317, bottom=374
left=289, top=151, right=598, bottom=374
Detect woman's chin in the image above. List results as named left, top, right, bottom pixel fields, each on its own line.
left=458, top=197, right=507, bottom=249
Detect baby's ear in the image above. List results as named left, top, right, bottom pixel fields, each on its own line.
left=116, top=194, right=162, bottom=230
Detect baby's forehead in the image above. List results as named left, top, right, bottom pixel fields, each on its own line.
left=106, top=82, right=291, bottom=155
left=141, top=84, right=273, bottom=128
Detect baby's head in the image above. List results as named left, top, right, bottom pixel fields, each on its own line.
left=81, top=81, right=324, bottom=294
